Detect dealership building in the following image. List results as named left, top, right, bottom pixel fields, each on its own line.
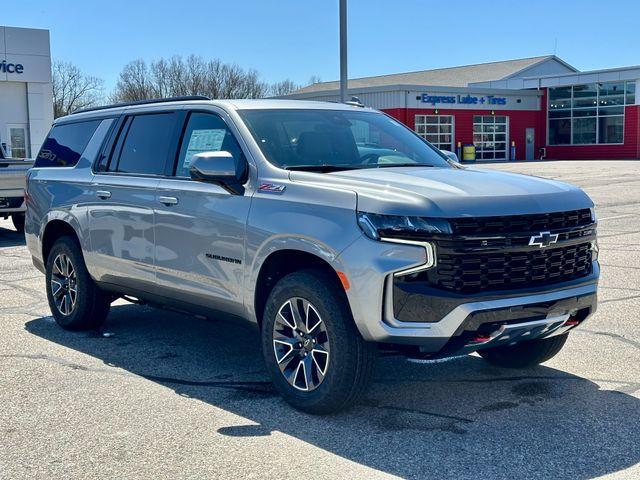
left=0, top=25, right=53, bottom=158
left=285, top=56, right=640, bottom=161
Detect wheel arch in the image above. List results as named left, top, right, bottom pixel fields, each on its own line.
left=251, top=246, right=350, bottom=329
left=41, top=215, right=83, bottom=264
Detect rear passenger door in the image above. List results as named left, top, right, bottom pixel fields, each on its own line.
left=87, top=110, right=182, bottom=292
left=153, top=110, right=251, bottom=316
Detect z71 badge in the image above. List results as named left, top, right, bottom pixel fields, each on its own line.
left=258, top=183, right=286, bottom=193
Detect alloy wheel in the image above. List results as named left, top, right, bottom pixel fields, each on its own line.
left=50, top=253, right=78, bottom=316
left=272, top=297, right=330, bottom=391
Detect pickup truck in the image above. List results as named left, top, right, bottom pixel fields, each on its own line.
left=0, top=144, right=33, bottom=232
left=25, top=97, right=599, bottom=413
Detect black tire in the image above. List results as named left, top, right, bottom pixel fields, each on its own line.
left=478, top=333, right=569, bottom=368
left=261, top=269, right=376, bottom=414
left=45, top=235, right=111, bottom=331
left=12, top=213, right=25, bottom=233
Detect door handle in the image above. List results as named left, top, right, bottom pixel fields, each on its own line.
left=96, top=190, right=111, bottom=199
left=159, top=196, right=179, bottom=206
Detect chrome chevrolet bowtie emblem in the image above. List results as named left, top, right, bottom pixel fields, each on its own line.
left=529, top=231, right=559, bottom=248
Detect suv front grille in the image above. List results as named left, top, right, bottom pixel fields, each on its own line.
left=428, top=242, right=593, bottom=294
left=396, top=209, right=596, bottom=295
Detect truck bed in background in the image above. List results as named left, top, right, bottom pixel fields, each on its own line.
left=0, top=158, right=33, bottom=215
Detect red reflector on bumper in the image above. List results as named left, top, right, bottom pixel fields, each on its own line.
left=472, top=334, right=492, bottom=343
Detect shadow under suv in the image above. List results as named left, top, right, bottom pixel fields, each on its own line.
left=25, top=97, right=599, bottom=413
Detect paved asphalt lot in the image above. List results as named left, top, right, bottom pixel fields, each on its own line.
left=1, top=160, right=639, bottom=479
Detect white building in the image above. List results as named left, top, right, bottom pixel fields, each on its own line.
left=0, top=26, right=53, bottom=158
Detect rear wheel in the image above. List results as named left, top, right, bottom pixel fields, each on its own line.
left=12, top=213, right=25, bottom=233
left=45, top=235, right=111, bottom=330
left=479, top=334, right=569, bottom=368
left=261, top=269, right=376, bottom=414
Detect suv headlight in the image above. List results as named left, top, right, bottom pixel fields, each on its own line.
left=357, top=212, right=452, bottom=241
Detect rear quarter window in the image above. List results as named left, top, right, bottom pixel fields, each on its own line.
left=35, top=120, right=102, bottom=168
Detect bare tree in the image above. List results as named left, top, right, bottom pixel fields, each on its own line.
left=52, top=61, right=104, bottom=117
left=307, top=75, right=322, bottom=86
left=112, top=55, right=271, bottom=101
left=111, top=59, right=154, bottom=102
left=269, top=79, right=300, bottom=96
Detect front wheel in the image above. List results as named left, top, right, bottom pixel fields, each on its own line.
left=261, top=269, right=376, bottom=414
left=479, top=333, right=569, bottom=368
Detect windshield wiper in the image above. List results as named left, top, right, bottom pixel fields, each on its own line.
left=283, top=164, right=366, bottom=172
left=284, top=163, right=437, bottom=172
left=374, top=163, right=435, bottom=168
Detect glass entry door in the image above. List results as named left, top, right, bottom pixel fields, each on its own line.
left=7, top=125, right=29, bottom=158
left=473, top=116, right=508, bottom=160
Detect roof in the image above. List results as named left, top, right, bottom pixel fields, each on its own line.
left=294, top=56, right=575, bottom=94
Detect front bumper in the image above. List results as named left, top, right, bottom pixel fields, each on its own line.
left=338, top=235, right=598, bottom=354
left=381, top=279, right=597, bottom=353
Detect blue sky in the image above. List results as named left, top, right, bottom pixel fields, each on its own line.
left=5, top=0, right=640, bottom=92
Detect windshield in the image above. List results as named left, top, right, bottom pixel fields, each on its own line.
left=239, top=109, right=451, bottom=171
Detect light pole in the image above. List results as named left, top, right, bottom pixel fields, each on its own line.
left=339, top=0, right=347, bottom=103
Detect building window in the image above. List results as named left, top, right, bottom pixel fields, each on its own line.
left=599, top=116, right=624, bottom=144
left=573, top=118, right=596, bottom=144
left=414, top=115, right=454, bottom=151
left=626, top=81, right=636, bottom=105
left=548, top=81, right=631, bottom=145
left=473, top=115, right=508, bottom=160
left=549, top=118, right=571, bottom=145
left=8, top=127, right=28, bottom=158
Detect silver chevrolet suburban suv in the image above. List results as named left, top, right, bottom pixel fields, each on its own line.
left=26, top=97, right=599, bottom=413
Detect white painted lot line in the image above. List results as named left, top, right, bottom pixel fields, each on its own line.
left=598, top=214, right=638, bottom=221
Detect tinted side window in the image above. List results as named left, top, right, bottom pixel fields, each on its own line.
left=114, top=113, right=177, bottom=175
left=176, top=113, right=244, bottom=177
left=35, top=120, right=101, bottom=167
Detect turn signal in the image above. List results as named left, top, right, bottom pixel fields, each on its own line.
left=337, top=271, right=350, bottom=291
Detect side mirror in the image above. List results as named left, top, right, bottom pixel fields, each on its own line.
left=189, top=151, right=246, bottom=194
left=440, top=150, right=460, bottom=163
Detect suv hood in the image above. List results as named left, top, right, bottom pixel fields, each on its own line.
left=289, top=166, right=593, bottom=217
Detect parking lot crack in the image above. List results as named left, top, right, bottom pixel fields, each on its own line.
left=576, top=328, right=640, bottom=351
left=0, top=353, right=272, bottom=392
left=376, top=404, right=474, bottom=424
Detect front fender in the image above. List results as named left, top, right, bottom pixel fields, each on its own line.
left=243, top=183, right=361, bottom=322
left=244, top=233, right=361, bottom=324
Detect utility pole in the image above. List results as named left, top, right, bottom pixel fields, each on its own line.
left=339, top=0, right=347, bottom=103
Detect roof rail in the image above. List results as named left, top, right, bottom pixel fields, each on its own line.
left=70, top=95, right=211, bottom=115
